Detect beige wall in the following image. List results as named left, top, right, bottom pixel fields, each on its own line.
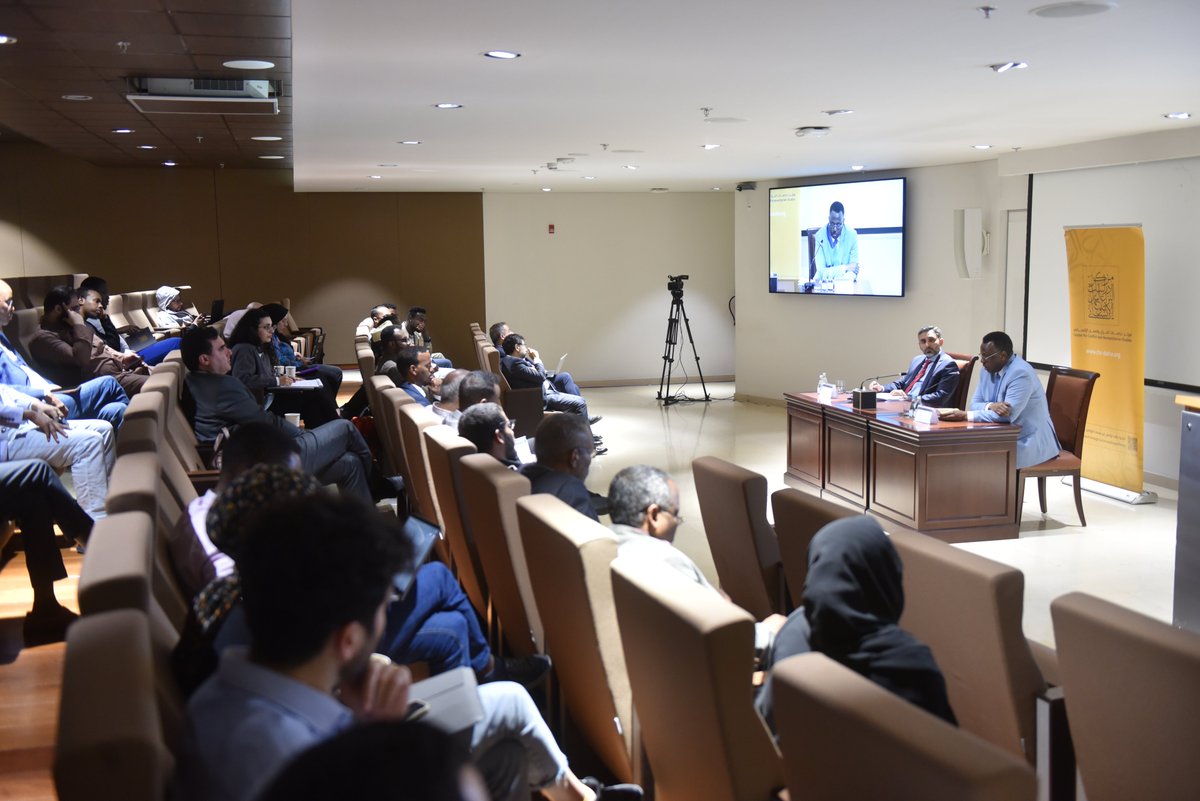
left=483, top=192, right=735, bottom=383
left=0, top=142, right=484, bottom=366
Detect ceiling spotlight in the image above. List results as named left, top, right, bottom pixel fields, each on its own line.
left=61, top=94, right=92, bottom=101
left=794, top=126, right=831, bottom=138
left=583, top=176, right=596, bottom=181
left=137, top=144, right=157, bottom=150
left=223, top=59, right=275, bottom=70
left=484, top=50, right=521, bottom=59
left=822, top=109, right=854, bottom=116
left=433, top=102, right=463, bottom=109
left=541, top=187, right=552, bottom=192
left=990, top=61, right=1028, bottom=73
left=851, top=165, right=865, bottom=171
left=701, top=144, right=721, bottom=150
left=111, top=128, right=134, bottom=134
left=1164, top=112, right=1192, bottom=120
left=398, top=140, right=422, bottom=145
left=623, top=165, right=639, bottom=170
left=162, top=160, right=177, bottom=167
left=258, top=155, right=285, bottom=160
left=973, top=144, right=993, bottom=150
left=368, top=175, right=382, bottom=180
left=1031, top=1, right=1116, bottom=18
left=711, top=186, right=721, bottom=191
left=250, top=135, right=283, bottom=142
left=649, top=188, right=669, bottom=193
left=0, top=34, right=18, bottom=45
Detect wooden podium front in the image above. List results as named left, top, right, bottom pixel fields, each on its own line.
left=785, top=392, right=1019, bottom=542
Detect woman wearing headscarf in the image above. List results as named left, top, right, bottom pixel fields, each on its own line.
left=260, top=302, right=343, bottom=400
left=755, top=515, right=956, bottom=732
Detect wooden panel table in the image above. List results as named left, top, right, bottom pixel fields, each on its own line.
left=785, top=392, right=1019, bottom=542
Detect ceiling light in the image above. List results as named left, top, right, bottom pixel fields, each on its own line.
left=61, top=94, right=92, bottom=101
left=1164, top=112, right=1192, bottom=120
left=377, top=163, right=399, bottom=167
left=250, top=135, right=283, bottom=142
left=851, top=164, right=865, bottom=171
left=0, top=35, right=18, bottom=45
left=137, top=144, right=157, bottom=150
left=541, top=187, right=552, bottom=192
left=794, top=126, right=831, bottom=138
left=369, top=175, right=382, bottom=180
left=258, top=155, right=285, bottom=160
left=433, top=103, right=463, bottom=109
left=162, top=160, right=177, bottom=167
left=483, top=50, right=521, bottom=59
left=990, top=61, right=1028, bottom=73
left=1031, top=1, right=1116, bottom=18
left=701, top=144, right=721, bottom=150
left=583, top=176, right=596, bottom=181
left=822, top=109, right=854, bottom=116
left=111, top=128, right=134, bottom=134
left=649, top=188, right=669, bottom=193
left=398, top=140, right=421, bottom=145
left=223, top=59, right=275, bottom=70
left=623, top=165, right=639, bottom=170
left=973, top=144, right=993, bottom=150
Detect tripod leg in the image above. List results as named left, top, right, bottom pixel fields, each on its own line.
left=676, top=300, right=711, bottom=401
left=657, top=300, right=682, bottom=401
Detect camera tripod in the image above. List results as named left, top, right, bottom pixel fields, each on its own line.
left=657, top=292, right=711, bottom=405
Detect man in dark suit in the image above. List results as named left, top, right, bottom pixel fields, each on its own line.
left=519, top=413, right=600, bottom=521
left=500, top=333, right=598, bottom=424
left=869, top=325, right=960, bottom=408
left=180, top=326, right=373, bottom=503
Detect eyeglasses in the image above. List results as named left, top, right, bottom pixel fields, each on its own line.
left=496, top=419, right=516, bottom=432
left=979, top=350, right=1003, bottom=363
left=0, top=297, right=13, bottom=308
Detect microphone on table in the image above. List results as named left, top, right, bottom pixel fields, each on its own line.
left=859, top=371, right=906, bottom=390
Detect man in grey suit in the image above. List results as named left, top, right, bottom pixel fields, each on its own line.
left=180, top=326, right=373, bottom=503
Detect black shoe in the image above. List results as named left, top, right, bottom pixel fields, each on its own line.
left=594, top=445, right=609, bottom=456
left=582, top=777, right=643, bottom=800
left=588, top=415, right=603, bottom=425
left=593, top=435, right=604, bottom=444
left=23, top=604, right=79, bottom=647
left=485, top=654, right=552, bottom=690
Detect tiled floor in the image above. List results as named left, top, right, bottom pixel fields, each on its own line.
left=578, top=381, right=1179, bottom=649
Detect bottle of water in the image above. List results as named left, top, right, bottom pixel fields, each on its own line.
left=818, top=372, right=828, bottom=391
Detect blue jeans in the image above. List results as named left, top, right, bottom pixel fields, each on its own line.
left=379, top=562, right=490, bottom=675
left=54, top=376, right=128, bottom=428
left=433, top=357, right=453, bottom=370
left=136, top=336, right=181, bottom=366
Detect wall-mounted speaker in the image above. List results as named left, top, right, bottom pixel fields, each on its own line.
left=953, top=208, right=989, bottom=279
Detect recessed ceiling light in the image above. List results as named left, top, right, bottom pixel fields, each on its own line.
left=583, top=176, right=596, bottom=181
left=851, top=164, right=865, bottom=171
left=483, top=50, right=521, bottom=59
left=1164, top=112, right=1192, bottom=120
left=711, top=186, right=721, bottom=191
left=0, top=34, right=18, bottom=45
left=1030, top=1, right=1116, bottom=18
left=623, top=165, right=639, bottom=170
left=973, top=144, right=993, bottom=150
left=258, top=155, right=285, bottom=160
left=137, top=144, right=157, bottom=150
left=795, top=126, right=831, bottom=138
left=541, top=187, right=552, bottom=192
left=822, top=109, right=854, bottom=116
left=369, top=175, right=382, bottom=180
left=433, top=103, right=462, bottom=109
left=377, top=163, right=399, bottom=168
left=162, top=160, right=177, bottom=167
left=111, top=128, right=134, bottom=134
left=990, top=61, right=1028, bottom=73
left=398, top=140, right=422, bottom=145
left=223, top=59, right=275, bottom=70
left=649, top=188, right=669, bottom=193
left=250, top=135, right=283, bottom=142
left=701, top=144, right=721, bottom=150
left=61, top=94, right=92, bottom=101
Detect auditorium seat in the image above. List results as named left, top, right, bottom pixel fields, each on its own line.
left=769, top=488, right=854, bottom=606
left=1051, top=592, right=1200, bottom=801
left=771, top=652, right=1036, bottom=801
left=423, top=425, right=489, bottom=618
left=691, top=456, right=785, bottom=617
left=368, top=375, right=403, bottom=475
left=516, top=494, right=639, bottom=784
left=612, top=559, right=784, bottom=801
left=4, top=306, right=41, bottom=365
left=889, top=528, right=1046, bottom=764
left=945, top=350, right=979, bottom=410
left=395, top=402, right=442, bottom=524
left=458, top=452, right=542, bottom=657
left=1017, top=366, right=1100, bottom=526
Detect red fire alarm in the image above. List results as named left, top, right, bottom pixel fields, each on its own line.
left=548, top=224, right=555, bottom=235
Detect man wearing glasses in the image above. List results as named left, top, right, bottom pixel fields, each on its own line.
left=939, top=330, right=1060, bottom=469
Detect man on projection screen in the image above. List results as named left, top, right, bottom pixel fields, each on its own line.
left=811, top=201, right=860, bottom=282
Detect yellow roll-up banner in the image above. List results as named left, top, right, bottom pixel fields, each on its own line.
left=1064, top=225, right=1144, bottom=492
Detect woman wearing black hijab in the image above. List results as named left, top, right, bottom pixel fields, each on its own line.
left=756, top=515, right=956, bottom=732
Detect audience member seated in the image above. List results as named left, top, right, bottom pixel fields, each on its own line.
left=0, top=458, right=93, bottom=644
left=520, top=414, right=602, bottom=519
left=156, top=285, right=207, bottom=328
left=754, top=515, right=957, bottom=734
left=1, top=279, right=129, bottom=429
left=431, top=368, right=469, bottom=427
left=261, top=302, right=343, bottom=398
left=381, top=344, right=436, bottom=407
left=78, top=277, right=179, bottom=365
left=458, top=370, right=501, bottom=409
left=401, top=306, right=452, bottom=369
left=374, top=324, right=413, bottom=377
left=30, top=286, right=149, bottom=395
left=608, top=464, right=787, bottom=663
left=490, top=321, right=580, bottom=397
left=501, top=333, right=600, bottom=427
left=0, top=384, right=114, bottom=521
left=364, top=303, right=400, bottom=349
left=172, top=491, right=640, bottom=801
left=458, top=403, right=520, bottom=468
left=181, top=326, right=372, bottom=503
left=227, top=307, right=337, bottom=428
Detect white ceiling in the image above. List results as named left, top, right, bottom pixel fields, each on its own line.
left=291, top=0, right=1199, bottom=193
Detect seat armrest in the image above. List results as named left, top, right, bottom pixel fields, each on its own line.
left=187, top=469, right=221, bottom=495
left=1028, top=638, right=1060, bottom=687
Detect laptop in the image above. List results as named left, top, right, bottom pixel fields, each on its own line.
left=554, top=353, right=568, bottom=375
left=208, top=299, right=225, bottom=324
left=391, top=513, right=442, bottom=600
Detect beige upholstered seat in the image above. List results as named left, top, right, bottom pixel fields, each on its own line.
left=54, top=609, right=176, bottom=801
left=5, top=307, right=41, bottom=365
left=889, top=529, right=1046, bottom=763
left=1051, top=592, right=1200, bottom=801
left=771, top=652, right=1036, bottom=801
left=77, top=511, right=155, bottom=617
left=691, top=456, right=784, bottom=617
left=612, top=559, right=783, bottom=801
left=122, top=292, right=157, bottom=331
left=396, top=402, right=442, bottom=523
left=423, top=425, right=488, bottom=617
left=769, top=488, right=854, bottom=606
left=368, top=375, right=403, bottom=475
left=458, top=452, right=542, bottom=656
left=516, top=494, right=637, bottom=783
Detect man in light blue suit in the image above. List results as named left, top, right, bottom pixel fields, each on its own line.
left=939, top=330, right=1060, bottom=469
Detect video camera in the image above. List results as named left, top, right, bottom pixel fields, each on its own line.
left=667, top=274, right=690, bottom=298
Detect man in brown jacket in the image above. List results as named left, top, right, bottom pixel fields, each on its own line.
left=29, top=286, right=148, bottom=395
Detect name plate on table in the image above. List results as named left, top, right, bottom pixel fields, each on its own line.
left=912, top=406, right=936, bottom=424
left=817, top=384, right=835, bottom=403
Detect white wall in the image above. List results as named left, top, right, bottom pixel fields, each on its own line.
left=483, top=193, right=734, bottom=383
left=734, top=162, right=1028, bottom=401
